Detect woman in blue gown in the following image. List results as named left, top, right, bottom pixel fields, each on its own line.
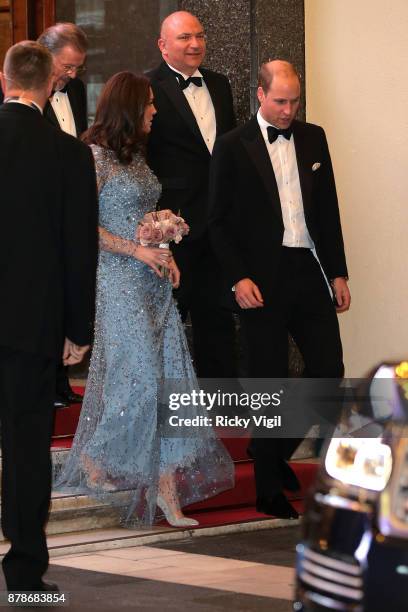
left=55, top=72, right=234, bottom=527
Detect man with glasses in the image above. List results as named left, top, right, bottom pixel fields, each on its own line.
left=40, top=23, right=89, bottom=407
left=37, top=22, right=88, bottom=138
left=147, top=11, right=237, bottom=379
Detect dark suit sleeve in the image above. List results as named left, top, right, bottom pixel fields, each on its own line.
left=315, top=129, right=348, bottom=280
left=69, top=78, right=88, bottom=136
left=61, top=138, right=98, bottom=345
left=208, top=136, right=249, bottom=287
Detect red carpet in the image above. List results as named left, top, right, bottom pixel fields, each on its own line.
left=52, top=387, right=318, bottom=525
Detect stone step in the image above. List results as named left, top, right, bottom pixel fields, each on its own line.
left=0, top=438, right=316, bottom=542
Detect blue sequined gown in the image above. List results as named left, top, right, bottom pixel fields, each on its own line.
left=55, top=146, right=234, bottom=525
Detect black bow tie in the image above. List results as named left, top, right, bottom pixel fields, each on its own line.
left=267, top=125, right=292, bottom=143
left=172, top=72, right=202, bottom=90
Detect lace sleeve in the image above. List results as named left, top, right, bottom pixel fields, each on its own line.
left=90, top=144, right=109, bottom=194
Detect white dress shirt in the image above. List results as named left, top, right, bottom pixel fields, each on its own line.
left=50, top=90, right=77, bottom=137
left=257, top=109, right=314, bottom=249
left=166, top=63, right=216, bottom=153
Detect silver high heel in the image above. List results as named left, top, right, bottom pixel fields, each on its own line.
left=156, top=494, right=199, bottom=527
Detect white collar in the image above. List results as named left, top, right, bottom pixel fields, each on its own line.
left=4, top=97, right=43, bottom=114
left=257, top=109, right=281, bottom=131
left=166, top=62, right=203, bottom=80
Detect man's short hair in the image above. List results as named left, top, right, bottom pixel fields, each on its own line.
left=37, top=22, right=88, bottom=55
left=258, top=60, right=299, bottom=93
left=3, top=41, right=53, bottom=91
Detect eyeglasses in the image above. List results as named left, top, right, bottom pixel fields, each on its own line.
left=62, top=64, right=87, bottom=76
left=176, top=33, right=206, bottom=42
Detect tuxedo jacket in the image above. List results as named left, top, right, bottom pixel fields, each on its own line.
left=208, top=116, right=348, bottom=304
left=146, top=62, right=235, bottom=240
left=0, top=103, right=98, bottom=358
left=0, top=78, right=88, bottom=136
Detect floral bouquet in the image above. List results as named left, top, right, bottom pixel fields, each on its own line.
left=136, top=209, right=189, bottom=247
left=135, top=209, right=189, bottom=278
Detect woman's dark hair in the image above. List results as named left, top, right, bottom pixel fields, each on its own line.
left=82, top=71, right=151, bottom=164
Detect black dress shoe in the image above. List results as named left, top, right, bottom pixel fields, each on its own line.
left=55, top=389, right=83, bottom=405
left=280, top=459, right=301, bottom=492
left=54, top=395, right=70, bottom=408
left=256, top=493, right=299, bottom=519
left=63, top=390, right=83, bottom=404
left=38, top=580, right=59, bottom=592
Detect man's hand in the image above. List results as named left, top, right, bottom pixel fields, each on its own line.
left=331, top=277, right=351, bottom=313
left=234, top=278, right=264, bottom=309
left=62, top=338, right=90, bottom=365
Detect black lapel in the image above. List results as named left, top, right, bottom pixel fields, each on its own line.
left=43, top=99, right=60, bottom=129
left=292, top=121, right=313, bottom=217
left=157, top=63, right=208, bottom=151
left=67, top=84, right=82, bottom=136
left=201, top=68, right=223, bottom=136
left=241, top=117, right=283, bottom=221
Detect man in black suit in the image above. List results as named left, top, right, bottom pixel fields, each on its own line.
left=38, top=23, right=89, bottom=407
left=209, top=60, right=351, bottom=518
left=0, top=23, right=89, bottom=407
left=0, top=40, right=97, bottom=592
left=0, top=23, right=87, bottom=136
left=147, top=11, right=237, bottom=378
left=37, top=22, right=88, bottom=138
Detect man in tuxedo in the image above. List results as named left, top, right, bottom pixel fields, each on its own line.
left=37, top=22, right=88, bottom=138
left=0, top=23, right=87, bottom=136
left=39, top=23, right=89, bottom=407
left=147, top=11, right=237, bottom=378
left=209, top=60, right=351, bottom=518
left=0, top=41, right=97, bottom=591
left=0, top=23, right=89, bottom=407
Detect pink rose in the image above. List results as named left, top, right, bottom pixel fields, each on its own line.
left=152, top=227, right=164, bottom=243
left=138, top=223, right=154, bottom=244
left=164, top=225, right=177, bottom=241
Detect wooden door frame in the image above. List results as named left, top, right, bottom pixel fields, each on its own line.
left=11, top=0, right=55, bottom=42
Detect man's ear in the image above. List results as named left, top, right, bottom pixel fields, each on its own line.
left=158, top=37, right=166, bottom=55
left=257, top=86, right=265, bottom=105
left=0, top=72, right=6, bottom=95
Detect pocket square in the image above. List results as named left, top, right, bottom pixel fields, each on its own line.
left=312, top=162, right=321, bottom=171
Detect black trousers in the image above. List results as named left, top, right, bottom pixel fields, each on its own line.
left=240, top=248, right=344, bottom=500
left=0, top=346, right=55, bottom=590
left=172, top=235, right=237, bottom=378
left=55, top=362, right=72, bottom=396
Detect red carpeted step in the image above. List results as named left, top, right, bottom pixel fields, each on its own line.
left=53, top=386, right=84, bottom=437
left=51, top=390, right=318, bottom=525
left=221, top=435, right=251, bottom=461
left=184, top=461, right=318, bottom=512
left=51, top=437, right=73, bottom=449
left=158, top=499, right=305, bottom=528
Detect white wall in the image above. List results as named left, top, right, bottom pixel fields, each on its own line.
left=305, top=0, right=408, bottom=376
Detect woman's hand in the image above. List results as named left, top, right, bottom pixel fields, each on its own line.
left=168, top=258, right=180, bottom=288
left=132, top=244, right=172, bottom=277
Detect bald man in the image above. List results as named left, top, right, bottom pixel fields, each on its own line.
left=147, top=11, right=237, bottom=379
left=209, top=60, right=350, bottom=519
